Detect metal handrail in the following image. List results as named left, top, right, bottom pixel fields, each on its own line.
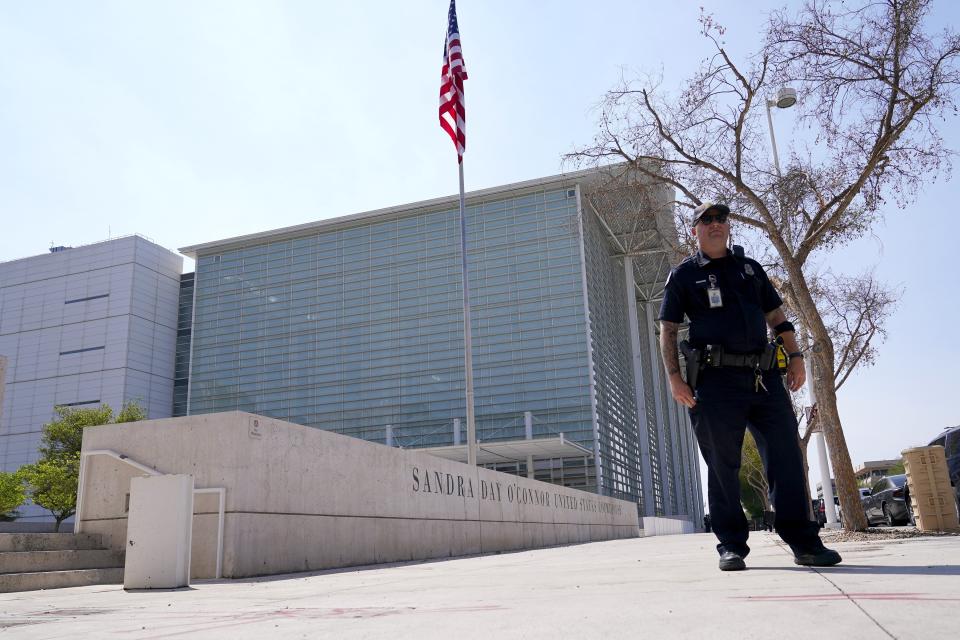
left=74, top=449, right=225, bottom=579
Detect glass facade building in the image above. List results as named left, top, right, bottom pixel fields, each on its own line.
left=181, top=169, right=702, bottom=520
left=172, top=272, right=194, bottom=417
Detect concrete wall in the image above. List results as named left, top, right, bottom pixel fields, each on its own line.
left=642, top=516, right=695, bottom=536
left=77, top=412, right=639, bottom=579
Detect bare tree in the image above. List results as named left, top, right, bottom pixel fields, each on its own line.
left=792, top=271, right=899, bottom=497
left=805, top=271, right=902, bottom=393
left=741, top=431, right=772, bottom=513
left=569, top=0, right=959, bottom=530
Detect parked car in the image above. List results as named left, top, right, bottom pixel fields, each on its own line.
left=928, top=425, right=960, bottom=513
left=861, top=475, right=913, bottom=526
left=814, top=496, right=842, bottom=527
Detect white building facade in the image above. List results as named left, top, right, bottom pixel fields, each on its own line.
left=0, top=236, right=182, bottom=519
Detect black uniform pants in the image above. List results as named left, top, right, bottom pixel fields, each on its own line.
left=689, top=366, right=822, bottom=557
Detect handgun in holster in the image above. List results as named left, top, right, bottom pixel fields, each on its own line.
left=759, top=342, right=778, bottom=371
left=679, top=340, right=701, bottom=391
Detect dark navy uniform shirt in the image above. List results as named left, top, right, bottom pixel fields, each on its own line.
left=658, top=249, right=782, bottom=354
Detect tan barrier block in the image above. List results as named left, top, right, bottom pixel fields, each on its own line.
left=902, top=445, right=960, bottom=533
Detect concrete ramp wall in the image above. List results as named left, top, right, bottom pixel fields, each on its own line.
left=642, top=516, right=695, bottom=536
left=77, top=412, right=639, bottom=579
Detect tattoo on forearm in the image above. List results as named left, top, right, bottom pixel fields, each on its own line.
left=765, top=306, right=799, bottom=350
left=765, top=307, right=787, bottom=328
left=659, top=321, right=681, bottom=376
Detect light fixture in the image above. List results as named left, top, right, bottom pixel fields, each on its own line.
left=774, top=87, right=797, bottom=109
left=765, top=87, right=798, bottom=177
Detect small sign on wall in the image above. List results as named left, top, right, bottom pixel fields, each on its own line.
left=249, top=417, right=263, bottom=439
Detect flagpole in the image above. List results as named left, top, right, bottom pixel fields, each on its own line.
left=458, top=160, right=478, bottom=467
left=440, top=0, right=475, bottom=466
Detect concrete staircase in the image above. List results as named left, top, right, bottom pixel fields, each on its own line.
left=0, top=533, right=124, bottom=593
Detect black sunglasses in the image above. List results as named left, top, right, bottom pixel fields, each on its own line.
left=696, top=213, right=729, bottom=225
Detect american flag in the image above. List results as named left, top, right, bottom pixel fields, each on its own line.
left=439, top=0, right=467, bottom=162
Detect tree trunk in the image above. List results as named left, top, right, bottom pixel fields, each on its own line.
left=786, top=263, right=868, bottom=531
left=810, top=352, right=867, bottom=530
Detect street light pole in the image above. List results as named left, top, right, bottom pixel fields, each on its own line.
left=805, top=353, right=839, bottom=528
left=764, top=87, right=840, bottom=528
left=764, top=87, right=797, bottom=179
left=765, top=100, right=783, bottom=177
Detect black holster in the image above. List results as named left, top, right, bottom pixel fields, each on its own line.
left=679, top=340, right=701, bottom=390
left=759, top=342, right=778, bottom=371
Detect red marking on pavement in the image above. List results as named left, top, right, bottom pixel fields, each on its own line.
left=736, top=593, right=960, bottom=602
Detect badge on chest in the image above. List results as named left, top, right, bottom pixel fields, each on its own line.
left=707, top=274, right=723, bottom=308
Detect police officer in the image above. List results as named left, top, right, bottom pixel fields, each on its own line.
left=658, top=202, right=841, bottom=571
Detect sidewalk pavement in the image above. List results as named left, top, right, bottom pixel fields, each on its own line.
left=2, top=531, right=958, bottom=639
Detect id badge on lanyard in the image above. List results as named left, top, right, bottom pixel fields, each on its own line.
left=707, top=274, right=723, bottom=308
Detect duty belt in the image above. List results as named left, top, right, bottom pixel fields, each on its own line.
left=681, top=342, right=780, bottom=394
left=703, top=347, right=777, bottom=371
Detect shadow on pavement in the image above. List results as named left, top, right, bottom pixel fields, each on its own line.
left=748, top=565, right=960, bottom=575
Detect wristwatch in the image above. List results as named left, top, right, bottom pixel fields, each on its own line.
left=787, top=352, right=804, bottom=359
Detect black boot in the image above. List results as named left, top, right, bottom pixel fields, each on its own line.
left=719, top=551, right=747, bottom=571
left=793, top=547, right=842, bottom=567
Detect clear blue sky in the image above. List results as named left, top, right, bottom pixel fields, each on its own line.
left=1, top=1, right=957, bottom=499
